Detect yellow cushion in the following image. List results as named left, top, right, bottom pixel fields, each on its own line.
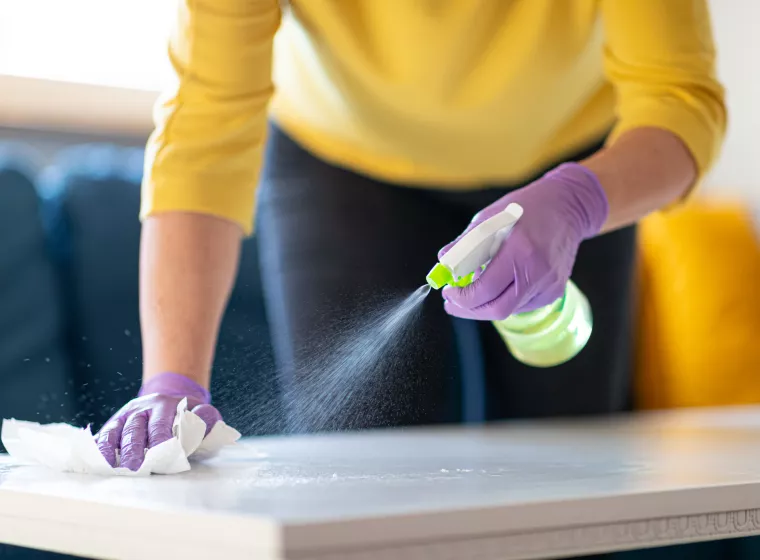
left=635, top=201, right=760, bottom=409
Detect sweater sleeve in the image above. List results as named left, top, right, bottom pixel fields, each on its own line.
left=601, top=0, right=727, bottom=178
left=141, top=0, right=280, bottom=235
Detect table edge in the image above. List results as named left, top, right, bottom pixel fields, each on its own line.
left=285, top=506, right=760, bottom=560
left=282, top=482, right=760, bottom=554
left=4, top=502, right=759, bottom=560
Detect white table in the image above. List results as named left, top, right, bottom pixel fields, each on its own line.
left=3, top=406, right=760, bottom=560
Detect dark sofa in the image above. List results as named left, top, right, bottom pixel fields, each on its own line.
left=0, top=143, right=279, bottom=442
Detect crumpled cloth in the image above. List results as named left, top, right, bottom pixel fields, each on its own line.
left=1, top=398, right=240, bottom=476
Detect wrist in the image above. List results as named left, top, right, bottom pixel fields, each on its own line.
left=139, top=372, right=211, bottom=404
left=545, top=162, right=609, bottom=239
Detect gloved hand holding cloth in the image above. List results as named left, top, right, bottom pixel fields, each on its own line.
left=96, top=372, right=223, bottom=471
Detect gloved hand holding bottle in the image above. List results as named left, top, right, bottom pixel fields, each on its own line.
left=441, top=163, right=609, bottom=321
left=95, top=372, right=222, bottom=471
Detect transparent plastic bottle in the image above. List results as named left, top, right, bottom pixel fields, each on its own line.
left=425, top=203, right=593, bottom=368
left=492, top=279, right=592, bottom=368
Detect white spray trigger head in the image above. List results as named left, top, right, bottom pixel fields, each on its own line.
left=439, top=203, right=523, bottom=280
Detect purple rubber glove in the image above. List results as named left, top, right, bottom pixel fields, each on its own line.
left=95, top=372, right=221, bottom=471
left=442, top=163, right=608, bottom=320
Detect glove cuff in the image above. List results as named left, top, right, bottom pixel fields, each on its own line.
left=545, top=163, right=609, bottom=239
left=139, top=372, right=212, bottom=404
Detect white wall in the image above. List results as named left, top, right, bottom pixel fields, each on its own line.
left=703, top=1, right=760, bottom=201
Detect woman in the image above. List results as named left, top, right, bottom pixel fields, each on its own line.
left=96, top=1, right=725, bottom=471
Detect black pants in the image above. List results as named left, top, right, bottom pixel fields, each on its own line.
left=257, top=123, right=636, bottom=431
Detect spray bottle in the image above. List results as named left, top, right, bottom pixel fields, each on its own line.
left=426, top=203, right=592, bottom=368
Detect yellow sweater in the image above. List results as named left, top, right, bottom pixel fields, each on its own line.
left=142, top=0, right=726, bottom=234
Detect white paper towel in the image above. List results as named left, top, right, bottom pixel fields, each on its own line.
left=0, top=399, right=241, bottom=476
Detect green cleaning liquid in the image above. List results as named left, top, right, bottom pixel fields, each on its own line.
left=492, top=280, right=592, bottom=367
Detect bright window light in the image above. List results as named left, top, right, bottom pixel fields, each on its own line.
left=0, top=0, right=175, bottom=92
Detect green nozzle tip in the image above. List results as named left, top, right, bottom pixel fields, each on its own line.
left=426, top=263, right=454, bottom=290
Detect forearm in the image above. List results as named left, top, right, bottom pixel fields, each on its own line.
left=140, top=212, right=243, bottom=389
left=582, top=127, right=697, bottom=233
